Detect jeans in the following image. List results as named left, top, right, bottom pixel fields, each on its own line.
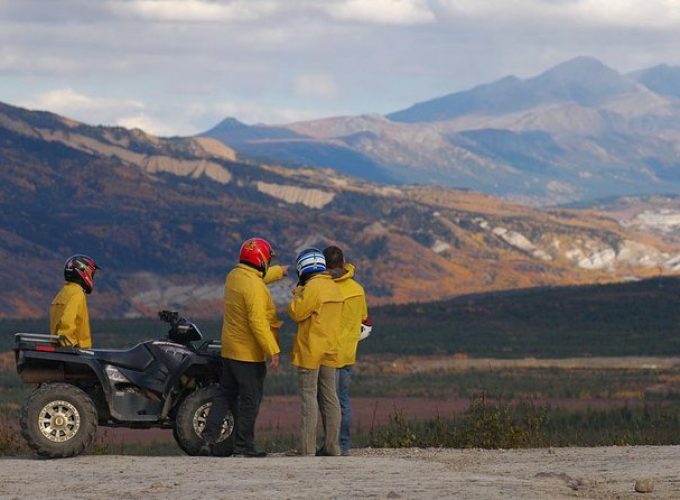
left=336, top=365, right=352, bottom=452
left=297, top=365, right=341, bottom=456
left=203, top=358, right=266, bottom=453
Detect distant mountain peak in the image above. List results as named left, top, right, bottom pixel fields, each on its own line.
left=210, top=117, right=249, bottom=132
left=536, top=56, right=621, bottom=82
left=630, top=63, right=680, bottom=99
left=387, top=56, right=638, bottom=123
left=552, top=55, right=607, bottom=69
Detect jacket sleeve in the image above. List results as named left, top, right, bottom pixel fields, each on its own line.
left=263, top=265, right=284, bottom=285
left=360, top=288, right=368, bottom=322
left=244, top=285, right=281, bottom=357
left=288, top=285, right=318, bottom=323
left=55, top=295, right=81, bottom=346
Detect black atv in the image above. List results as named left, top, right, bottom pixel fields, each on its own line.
left=14, top=311, right=233, bottom=458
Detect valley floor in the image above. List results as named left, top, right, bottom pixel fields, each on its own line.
left=1, top=446, right=678, bottom=499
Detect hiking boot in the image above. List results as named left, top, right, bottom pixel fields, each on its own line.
left=232, top=449, right=267, bottom=458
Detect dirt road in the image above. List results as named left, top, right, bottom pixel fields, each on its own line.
left=1, top=446, right=678, bottom=499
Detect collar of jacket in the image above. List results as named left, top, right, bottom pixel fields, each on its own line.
left=329, top=263, right=355, bottom=282
left=235, top=263, right=265, bottom=278
left=307, top=272, right=332, bottom=283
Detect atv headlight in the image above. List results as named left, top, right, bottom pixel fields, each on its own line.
left=105, top=364, right=130, bottom=383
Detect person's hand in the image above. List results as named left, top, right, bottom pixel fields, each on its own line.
left=270, top=353, right=280, bottom=369
left=280, top=265, right=290, bottom=276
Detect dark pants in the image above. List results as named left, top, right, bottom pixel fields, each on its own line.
left=336, top=365, right=352, bottom=452
left=203, top=358, right=266, bottom=453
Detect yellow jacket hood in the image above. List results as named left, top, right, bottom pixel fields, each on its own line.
left=329, top=264, right=368, bottom=367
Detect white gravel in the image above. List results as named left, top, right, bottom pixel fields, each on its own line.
left=1, top=446, right=679, bottom=499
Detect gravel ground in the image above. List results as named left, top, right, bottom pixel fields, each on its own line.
left=1, top=446, right=679, bottom=499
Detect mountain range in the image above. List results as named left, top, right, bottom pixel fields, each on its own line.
left=2, top=99, right=680, bottom=318
left=202, top=57, right=680, bottom=206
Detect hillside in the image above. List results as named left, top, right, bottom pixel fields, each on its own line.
left=2, top=101, right=680, bottom=318
left=203, top=57, right=680, bottom=205
left=369, top=276, right=680, bottom=357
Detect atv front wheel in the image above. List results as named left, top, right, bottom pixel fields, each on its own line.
left=20, top=383, right=98, bottom=458
left=174, top=386, right=234, bottom=456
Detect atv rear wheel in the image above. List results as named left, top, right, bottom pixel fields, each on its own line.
left=174, top=386, right=234, bottom=456
left=20, top=383, right=97, bottom=458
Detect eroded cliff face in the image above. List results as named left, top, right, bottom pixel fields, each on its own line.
left=144, top=157, right=232, bottom=184
left=256, top=182, right=335, bottom=208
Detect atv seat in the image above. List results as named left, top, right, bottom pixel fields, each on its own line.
left=92, top=343, right=154, bottom=371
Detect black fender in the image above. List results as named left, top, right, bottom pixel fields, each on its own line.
left=16, top=350, right=109, bottom=394
left=160, top=354, right=220, bottom=418
left=15, top=349, right=114, bottom=419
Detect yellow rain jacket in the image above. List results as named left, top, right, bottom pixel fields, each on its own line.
left=49, top=282, right=92, bottom=349
left=288, top=273, right=343, bottom=369
left=263, top=264, right=285, bottom=285
left=221, top=264, right=282, bottom=362
left=331, top=264, right=368, bottom=367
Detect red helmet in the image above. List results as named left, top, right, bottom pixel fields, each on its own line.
left=239, top=238, right=274, bottom=274
left=64, top=254, right=99, bottom=294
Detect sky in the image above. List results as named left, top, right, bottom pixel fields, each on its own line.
left=1, top=0, right=680, bottom=136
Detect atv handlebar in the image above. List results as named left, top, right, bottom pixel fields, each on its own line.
left=158, top=310, right=203, bottom=345
left=158, top=310, right=180, bottom=324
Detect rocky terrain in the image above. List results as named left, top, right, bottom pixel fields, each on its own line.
left=2, top=101, right=680, bottom=317
left=0, top=447, right=678, bottom=499
left=203, top=57, right=680, bottom=205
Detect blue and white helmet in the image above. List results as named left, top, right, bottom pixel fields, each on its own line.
left=295, top=248, right=326, bottom=279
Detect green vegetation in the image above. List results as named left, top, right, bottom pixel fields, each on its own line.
left=5, top=398, right=678, bottom=456
left=366, top=398, right=680, bottom=449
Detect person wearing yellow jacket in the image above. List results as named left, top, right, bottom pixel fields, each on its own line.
left=203, top=238, right=285, bottom=458
left=49, top=255, right=99, bottom=349
left=289, top=248, right=343, bottom=456
left=323, top=246, right=371, bottom=456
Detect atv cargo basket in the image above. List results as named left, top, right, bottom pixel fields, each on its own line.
left=14, top=333, right=70, bottom=349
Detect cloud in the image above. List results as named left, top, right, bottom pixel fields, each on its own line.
left=19, top=88, right=163, bottom=130
left=20, top=88, right=144, bottom=114
left=198, top=101, right=323, bottom=126
left=0, top=49, right=82, bottom=75
left=116, top=113, right=178, bottom=136
left=107, top=0, right=436, bottom=26
left=436, top=0, right=680, bottom=29
left=109, top=0, right=278, bottom=23
left=294, top=74, right=338, bottom=99
left=324, top=0, right=435, bottom=25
